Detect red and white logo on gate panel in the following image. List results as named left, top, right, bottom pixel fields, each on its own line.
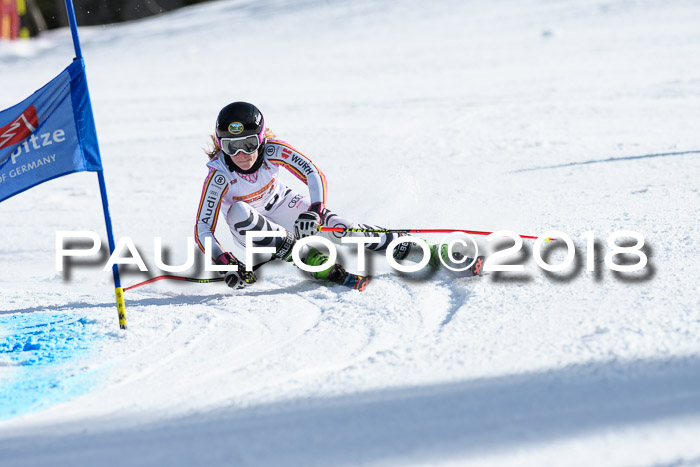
left=0, top=105, right=39, bottom=150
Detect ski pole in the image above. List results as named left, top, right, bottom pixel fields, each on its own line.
left=123, top=275, right=224, bottom=292
left=319, top=226, right=551, bottom=241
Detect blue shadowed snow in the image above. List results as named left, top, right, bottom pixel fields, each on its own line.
left=0, top=313, right=100, bottom=420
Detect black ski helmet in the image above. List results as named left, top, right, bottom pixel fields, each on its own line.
left=215, top=102, right=266, bottom=174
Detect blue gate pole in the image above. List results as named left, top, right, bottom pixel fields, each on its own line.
left=65, top=0, right=127, bottom=329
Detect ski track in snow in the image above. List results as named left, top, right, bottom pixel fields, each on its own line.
left=2, top=0, right=700, bottom=465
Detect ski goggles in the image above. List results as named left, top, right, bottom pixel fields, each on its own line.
left=219, top=135, right=264, bottom=156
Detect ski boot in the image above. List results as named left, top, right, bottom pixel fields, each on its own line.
left=428, top=244, right=484, bottom=276
left=395, top=241, right=484, bottom=276
left=304, top=248, right=371, bottom=291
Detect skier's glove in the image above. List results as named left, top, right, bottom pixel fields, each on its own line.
left=215, top=252, right=256, bottom=290
left=294, top=202, right=326, bottom=239
left=224, top=268, right=256, bottom=290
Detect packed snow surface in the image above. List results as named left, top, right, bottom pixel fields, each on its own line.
left=1, top=0, right=700, bottom=465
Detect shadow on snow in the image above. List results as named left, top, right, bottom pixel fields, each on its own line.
left=1, top=354, right=699, bottom=466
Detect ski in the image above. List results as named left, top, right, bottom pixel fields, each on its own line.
left=342, top=273, right=372, bottom=292
left=471, top=256, right=485, bottom=276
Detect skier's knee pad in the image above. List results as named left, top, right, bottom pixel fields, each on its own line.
left=273, top=230, right=296, bottom=262
left=392, top=238, right=448, bottom=267
left=392, top=234, right=423, bottom=262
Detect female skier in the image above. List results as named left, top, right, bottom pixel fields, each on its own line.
left=194, top=102, right=477, bottom=291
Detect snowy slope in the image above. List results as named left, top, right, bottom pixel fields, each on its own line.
left=1, top=0, right=700, bottom=465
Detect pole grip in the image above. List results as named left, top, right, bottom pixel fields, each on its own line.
left=115, top=287, right=127, bottom=329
